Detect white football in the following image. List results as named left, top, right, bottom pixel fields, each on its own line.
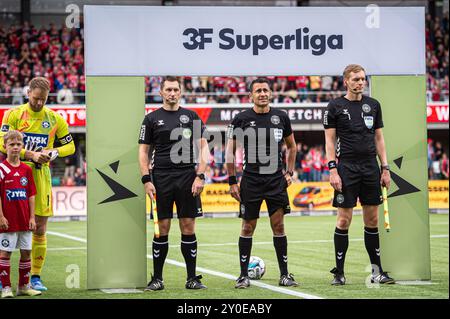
left=248, top=256, right=266, bottom=280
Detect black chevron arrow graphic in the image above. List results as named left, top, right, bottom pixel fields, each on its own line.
left=109, top=160, right=120, bottom=174
left=389, top=170, right=421, bottom=198
left=393, top=157, right=403, bottom=169
left=96, top=168, right=138, bottom=204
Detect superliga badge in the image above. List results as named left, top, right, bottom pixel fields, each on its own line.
left=274, top=128, right=283, bottom=142
left=364, top=116, right=374, bottom=129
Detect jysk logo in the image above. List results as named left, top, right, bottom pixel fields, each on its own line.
left=23, top=133, right=49, bottom=148
left=183, top=27, right=343, bottom=56
left=6, top=189, right=27, bottom=201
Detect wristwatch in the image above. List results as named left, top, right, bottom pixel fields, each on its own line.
left=285, top=170, right=294, bottom=177
left=197, top=173, right=205, bottom=180
left=381, top=165, right=390, bottom=171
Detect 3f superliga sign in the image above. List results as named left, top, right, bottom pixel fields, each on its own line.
left=84, top=6, right=425, bottom=76
left=182, top=27, right=343, bottom=56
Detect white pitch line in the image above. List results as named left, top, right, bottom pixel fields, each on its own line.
left=47, top=230, right=322, bottom=299
left=146, top=254, right=322, bottom=299
left=47, top=231, right=87, bottom=243
left=430, top=234, right=449, bottom=238
left=48, top=247, right=87, bottom=251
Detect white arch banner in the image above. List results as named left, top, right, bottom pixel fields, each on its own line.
left=84, top=6, right=425, bottom=76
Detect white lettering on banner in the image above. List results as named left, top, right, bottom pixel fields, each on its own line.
left=77, top=109, right=86, bottom=120
left=56, top=109, right=86, bottom=125
left=436, top=106, right=449, bottom=122
left=220, top=110, right=242, bottom=121
left=426, top=103, right=449, bottom=123
left=84, top=6, right=425, bottom=76
left=52, top=187, right=86, bottom=216
left=286, top=109, right=323, bottom=121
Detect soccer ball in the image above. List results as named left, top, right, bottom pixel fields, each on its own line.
left=248, top=256, right=266, bottom=280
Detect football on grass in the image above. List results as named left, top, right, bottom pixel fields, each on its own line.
left=248, top=256, right=266, bottom=280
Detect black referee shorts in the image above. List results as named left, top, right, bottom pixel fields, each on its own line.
left=239, top=171, right=291, bottom=220
left=333, top=158, right=383, bottom=208
left=152, top=168, right=203, bottom=220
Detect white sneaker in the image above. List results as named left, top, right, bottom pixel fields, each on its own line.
left=1, top=286, right=14, bottom=298
left=16, top=284, right=42, bottom=296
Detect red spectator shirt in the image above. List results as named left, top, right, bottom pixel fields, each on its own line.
left=0, top=161, right=36, bottom=233
left=296, top=76, right=309, bottom=89
left=227, top=78, right=238, bottom=92
left=49, top=44, right=60, bottom=59
left=67, top=73, right=79, bottom=89
left=238, top=82, right=247, bottom=93
left=38, top=34, right=50, bottom=51
left=79, top=75, right=86, bottom=92
left=214, top=77, right=225, bottom=89
left=301, top=159, right=311, bottom=173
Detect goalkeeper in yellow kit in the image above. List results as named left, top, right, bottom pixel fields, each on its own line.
left=0, top=77, right=76, bottom=291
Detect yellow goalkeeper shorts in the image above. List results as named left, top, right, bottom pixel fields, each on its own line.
left=25, top=162, right=53, bottom=217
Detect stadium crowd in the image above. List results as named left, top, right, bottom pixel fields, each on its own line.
left=428, top=139, right=449, bottom=180
left=0, top=12, right=448, bottom=104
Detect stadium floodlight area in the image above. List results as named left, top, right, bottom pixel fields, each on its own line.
left=84, top=5, right=428, bottom=289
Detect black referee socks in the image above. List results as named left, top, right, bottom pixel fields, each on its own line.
left=181, top=234, right=198, bottom=280
left=364, top=227, right=383, bottom=274
left=334, top=227, right=349, bottom=273
left=153, top=235, right=169, bottom=280
left=238, top=236, right=253, bottom=277
left=273, top=235, right=289, bottom=276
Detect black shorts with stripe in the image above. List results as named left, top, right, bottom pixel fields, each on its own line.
left=239, top=171, right=291, bottom=220
left=153, top=168, right=203, bottom=219
left=333, top=158, right=383, bottom=208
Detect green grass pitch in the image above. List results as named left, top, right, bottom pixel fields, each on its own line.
left=5, top=214, right=448, bottom=299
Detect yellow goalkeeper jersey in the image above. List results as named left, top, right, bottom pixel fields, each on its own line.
left=0, top=103, right=75, bottom=165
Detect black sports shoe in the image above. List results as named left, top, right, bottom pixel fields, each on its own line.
left=144, top=276, right=164, bottom=291
left=235, top=276, right=250, bottom=289
left=185, top=275, right=207, bottom=289
left=279, top=273, right=299, bottom=287
left=330, top=267, right=346, bottom=286
left=371, top=272, right=395, bottom=284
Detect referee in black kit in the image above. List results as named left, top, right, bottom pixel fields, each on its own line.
left=138, top=76, right=209, bottom=291
left=323, top=64, right=395, bottom=285
left=226, top=77, right=298, bottom=289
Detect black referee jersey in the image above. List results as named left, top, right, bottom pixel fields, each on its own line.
left=228, top=107, right=292, bottom=175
